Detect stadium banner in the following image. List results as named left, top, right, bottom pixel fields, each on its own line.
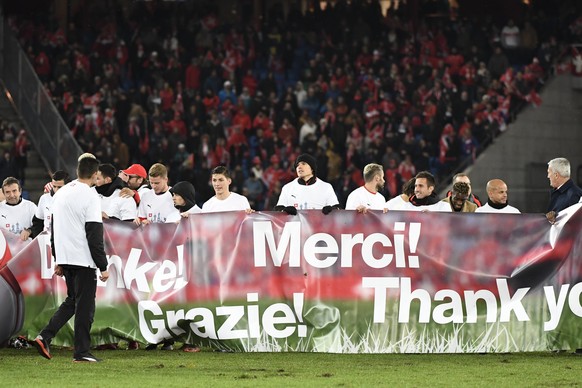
left=3, top=204, right=582, bottom=353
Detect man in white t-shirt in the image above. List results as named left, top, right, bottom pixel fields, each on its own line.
left=31, top=170, right=69, bottom=238
left=95, top=164, right=137, bottom=221
left=345, top=163, right=386, bottom=212
left=33, top=156, right=109, bottom=363
left=275, top=153, right=340, bottom=215
left=135, top=163, right=179, bottom=225
left=501, top=19, right=520, bottom=49
left=475, top=179, right=520, bottom=214
left=202, top=166, right=253, bottom=213
left=135, top=163, right=178, bottom=351
left=0, top=176, right=38, bottom=240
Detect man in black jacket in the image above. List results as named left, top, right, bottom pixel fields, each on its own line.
left=546, top=157, right=582, bottom=223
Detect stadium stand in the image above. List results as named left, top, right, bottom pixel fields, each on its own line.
left=3, top=0, right=574, bottom=209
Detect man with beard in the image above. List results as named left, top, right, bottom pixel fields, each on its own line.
left=345, top=163, right=386, bottom=213
left=445, top=173, right=483, bottom=207
left=95, top=164, right=137, bottom=221
left=406, top=171, right=450, bottom=212
left=441, top=182, right=477, bottom=212
left=118, top=163, right=150, bottom=205
left=475, top=179, right=520, bottom=214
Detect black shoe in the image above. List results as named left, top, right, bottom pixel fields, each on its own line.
left=160, top=340, right=174, bottom=351
left=33, top=336, right=52, bottom=360
left=73, top=353, right=101, bottom=363
left=145, top=343, right=158, bottom=351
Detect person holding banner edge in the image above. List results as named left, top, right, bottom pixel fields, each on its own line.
left=546, top=157, right=582, bottom=224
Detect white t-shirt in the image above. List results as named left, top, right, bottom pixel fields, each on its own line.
left=501, top=25, right=520, bottom=48
left=345, top=186, right=386, bottom=210
left=277, top=178, right=339, bottom=210
left=403, top=200, right=452, bottom=212
left=475, top=203, right=521, bottom=214
left=385, top=195, right=410, bottom=211
left=137, top=185, right=151, bottom=198
left=35, top=192, right=54, bottom=231
left=137, top=189, right=179, bottom=223
left=166, top=204, right=202, bottom=223
left=202, top=192, right=251, bottom=213
left=0, top=198, right=37, bottom=235
left=51, top=180, right=102, bottom=268
left=98, top=188, right=137, bottom=221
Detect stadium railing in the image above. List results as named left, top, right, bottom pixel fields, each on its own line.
left=0, top=20, right=81, bottom=178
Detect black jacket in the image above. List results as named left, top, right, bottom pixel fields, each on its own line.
left=547, top=179, right=582, bottom=214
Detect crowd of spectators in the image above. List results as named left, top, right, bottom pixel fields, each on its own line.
left=0, top=119, right=29, bottom=186
left=7, top=1, right=577, bottom=209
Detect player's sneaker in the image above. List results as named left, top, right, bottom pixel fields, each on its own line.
left=33, top=335, right=52, bottom=360
left=160, top=341, right=174, bottom=351
left=73, top=354, right=102, bottom=363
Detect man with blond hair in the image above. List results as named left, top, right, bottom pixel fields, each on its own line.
left=135, top=163, right=178, bottom=225
left=345, top=163, right=386, bottom=213
left=135, top=163, right=178, bottom=351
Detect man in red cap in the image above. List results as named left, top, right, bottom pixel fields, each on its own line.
left=118, top=164, right=150, bottom=205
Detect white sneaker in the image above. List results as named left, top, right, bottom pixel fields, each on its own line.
left=73, top=354, right=102, bottom=363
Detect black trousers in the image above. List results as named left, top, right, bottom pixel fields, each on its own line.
left=40, top=265, right=97, bottom=358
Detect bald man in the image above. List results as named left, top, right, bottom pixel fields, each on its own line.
left=475, top=179, right=520, bottom=214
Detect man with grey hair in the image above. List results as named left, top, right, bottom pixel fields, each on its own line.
left=546, top=157, right=582, bottom=223
left=345, top=163, right=386, bottom=213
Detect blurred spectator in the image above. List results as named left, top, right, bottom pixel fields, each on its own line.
left=14, top=129, right=29, bottom=184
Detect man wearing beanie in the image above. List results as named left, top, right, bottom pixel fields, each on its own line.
left=166, top=181, right=202, bottom=223
left=275, top=153, right=340, bottom=215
